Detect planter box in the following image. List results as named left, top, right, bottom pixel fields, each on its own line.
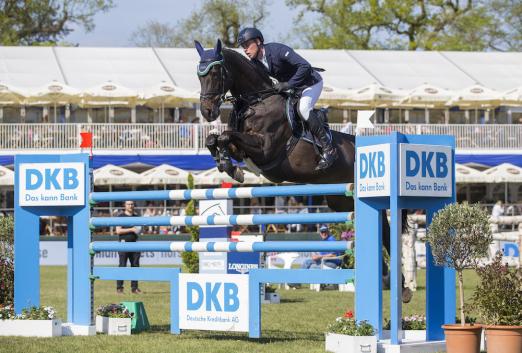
left=339, top=283, right=355, bottom=292
left=0, top=319, right=62, bottom=337
left=381, top=330, right=426, bottom=340
left=325, top=332, right=377, bottom=353
left=96, top=316, right=131, bottom=335
left=264, top=292, right=280, bottom=304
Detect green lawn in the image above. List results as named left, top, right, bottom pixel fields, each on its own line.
left=0, top=267, right=479, bottom=353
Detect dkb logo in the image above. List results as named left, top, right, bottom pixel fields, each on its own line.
left=26, top=168, right=80, bottom=190
left=187, top=281, right=240, bottom=312
left=405, top=151, right=448, bottom=178
left=359, top=151, right=386, bottom=179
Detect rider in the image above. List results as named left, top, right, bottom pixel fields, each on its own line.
left=237, top=27, right=338, bottom=171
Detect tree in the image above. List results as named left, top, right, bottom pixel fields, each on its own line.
left=131, top=0, right=269, bottom=48
left=286, top=0, right=521, bottom=51
left=0, top=0, right=114, bottom=45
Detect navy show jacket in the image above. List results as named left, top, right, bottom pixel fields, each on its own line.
left=253, top=42, right=322, bottom=88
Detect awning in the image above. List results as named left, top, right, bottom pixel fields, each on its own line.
left=194, top=167, right=271, bottom=185
left=483, top=163, right=522, bottom=183
left=139, top=164, right=192, bottom=185
left=0, top=165, right=14, bottom=186
left=455, top=163, right=486, bottom=183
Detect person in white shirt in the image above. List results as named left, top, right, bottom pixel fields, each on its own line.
left=491, top=200, right=504, bottom=218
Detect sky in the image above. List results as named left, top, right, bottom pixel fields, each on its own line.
left=65, top=0, right=300, bottom=47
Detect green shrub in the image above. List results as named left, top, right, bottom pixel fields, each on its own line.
left=0, top=216, right=14, bottom=306
left=181, top=174, right=199, bottom=273
left=327, top=310, right=375, bottom=336
left=472, top=252, right=522, bottom=326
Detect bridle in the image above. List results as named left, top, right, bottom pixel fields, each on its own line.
left=197, top=59, right=230, bottom=104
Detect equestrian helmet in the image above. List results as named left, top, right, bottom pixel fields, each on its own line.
left=237, top=27, right=264, bottom=47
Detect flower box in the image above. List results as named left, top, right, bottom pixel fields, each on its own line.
left=96, top=315, right=131, bottom=335
left=0, top=319, right=62, bottom=337
left=338, top=283, right=355, bottom=292
left=325, top=332, right=377, bottom=353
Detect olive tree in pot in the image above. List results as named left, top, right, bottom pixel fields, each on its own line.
left=471, top=251, right=522, bottom=353
left=425, top=202, right=492, bottom=353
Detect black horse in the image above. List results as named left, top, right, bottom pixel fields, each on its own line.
left=195, top=39, right=355, bottom=212
left=195, top=39, right=411, bottom=302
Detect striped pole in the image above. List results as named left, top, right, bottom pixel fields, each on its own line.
left=90, top=241, right=351, bottom=253
left=90, top=212, right=353, bottom=228
left=90, top=183, right=353, bottom=202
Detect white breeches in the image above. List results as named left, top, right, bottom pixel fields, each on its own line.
left=298, top=80, right=323, bottom=121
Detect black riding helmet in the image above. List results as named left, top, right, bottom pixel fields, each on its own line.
left=237, top=27, right=264, bottom=47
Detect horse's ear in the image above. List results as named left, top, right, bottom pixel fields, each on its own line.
left=194, top=40, right=205, bottom=58
left=214, top=39, right=222, bottom=56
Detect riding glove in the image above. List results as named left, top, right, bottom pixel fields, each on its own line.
left=274, top=82, right=290, bottom=93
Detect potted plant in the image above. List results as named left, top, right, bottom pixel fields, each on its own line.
left=264, top=285, right=280, bottom=304
left=325, top=310, right=376, bottom=353
left=383, top=314, right=426, bottom=341
left=96, top=303, right=133, bottom=335
left=472, top=251, right=522, bottom=353
left=426, top=202, right=492, bottom=353
left=0, top=305, right=62, bottom=337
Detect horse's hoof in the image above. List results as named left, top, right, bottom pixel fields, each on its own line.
left=233, top=168, right=244, bottom=183
left=402, top=287, right=413, bottom=303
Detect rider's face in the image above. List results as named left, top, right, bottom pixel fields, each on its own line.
left=242, top=39, right=261, bottom=60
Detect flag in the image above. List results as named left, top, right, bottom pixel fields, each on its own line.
left=356, top=110, right=375, bottom=134
left=80, top=132, right=93, bottom=148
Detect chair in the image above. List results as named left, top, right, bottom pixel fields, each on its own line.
left=266, top=252, right=300, bottom=289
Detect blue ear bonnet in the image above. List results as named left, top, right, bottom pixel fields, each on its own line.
left=197, top=49, right=224, bottom=76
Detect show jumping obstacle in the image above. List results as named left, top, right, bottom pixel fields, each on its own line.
left=14, top=132, right=456, bottom=348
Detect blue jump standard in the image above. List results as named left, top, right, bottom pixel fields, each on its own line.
left=90, top=183, right=354, bottom=202
left=89, top=212, right=354, bottom=227
left=89, top=240, right=352, bottom=253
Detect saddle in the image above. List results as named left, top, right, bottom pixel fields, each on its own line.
left=284, top=95, right=333, bottom=155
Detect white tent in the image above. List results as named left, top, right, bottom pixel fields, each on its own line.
left=93, top=164, right=142, bottom=185
left=82, top=81, right=138, bottom=107
left=483, top=163, right=522, bottom=183
left=139, top=164, right=192, bottom=185
left=398, top=83, right=453, bottom=107
left=140, top=81, right=198, bottom=107
left=194, top=167, right=270, bottom=185
left=345, top=83, right=404, bottom=105
left=0, top=82, right=26, bottom=105
left=501, top=86, right=522, bottom=106
left=447, top=84, right=502, bottom=107
left=26, top=80, right=81, bottom=104
left=318, top=84, right=355, bottom=105
left=0, top=165, right=14, bottom=186
left=455, top=163, right=486, bottom=183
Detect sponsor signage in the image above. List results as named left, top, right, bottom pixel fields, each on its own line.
left=356, top=143, right=390, bottom=197
left=19, top=162, right=85, bottom=206
left=179, top=274, right=249, bottom=332
left=399, top=144, right=452, bottom=197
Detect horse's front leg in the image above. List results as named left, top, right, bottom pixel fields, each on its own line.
left=216, top=131, right=247, bottom=183
left=205, top=132, right=222, bottom=170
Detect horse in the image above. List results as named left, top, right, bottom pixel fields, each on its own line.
left=195, top=39, right=356, bottom=213
left=195, top=39, right=411, bottom=302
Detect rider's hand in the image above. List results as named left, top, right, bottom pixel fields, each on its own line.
left=274, top=82, right=290, bottom=93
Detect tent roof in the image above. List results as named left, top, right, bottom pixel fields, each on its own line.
left=483, top=163, right=522, bottom=183
left=194, top=167, right=270, bottom=185
left=93, top=164, right=142, bottom=185
left=139, top=164, right=191, bottom=185
left=455, top=163, right=486, bottom=183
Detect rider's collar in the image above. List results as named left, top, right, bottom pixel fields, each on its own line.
left=197, top=59, right=224, bottom=77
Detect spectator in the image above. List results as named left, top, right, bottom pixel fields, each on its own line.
left=491, top=200, right=504, bottom=218
left=115, top=201, right=142, bottom=294
left=301, top=225, right=342, bottom=269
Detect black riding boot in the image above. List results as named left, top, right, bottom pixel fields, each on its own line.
left=307, top=110, right=338, bottom=171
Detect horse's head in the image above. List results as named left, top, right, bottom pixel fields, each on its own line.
left=195, top=39, right=231, bottom=122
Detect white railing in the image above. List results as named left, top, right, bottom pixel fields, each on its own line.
left=0, top=123, right=521, bottom=151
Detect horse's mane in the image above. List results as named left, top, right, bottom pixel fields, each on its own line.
left=222, top=48, right=273, bottom=88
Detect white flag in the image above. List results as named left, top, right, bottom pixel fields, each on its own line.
left=356, top=110, right=375, bottom=134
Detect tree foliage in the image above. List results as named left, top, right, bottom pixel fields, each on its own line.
left=131, top=0, right=269, bottom=48
left=286, top=0, right=521, bottom=50
left=0, top=216, right=14, bottom=306
left=0, top=0, right=114, bottom=45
